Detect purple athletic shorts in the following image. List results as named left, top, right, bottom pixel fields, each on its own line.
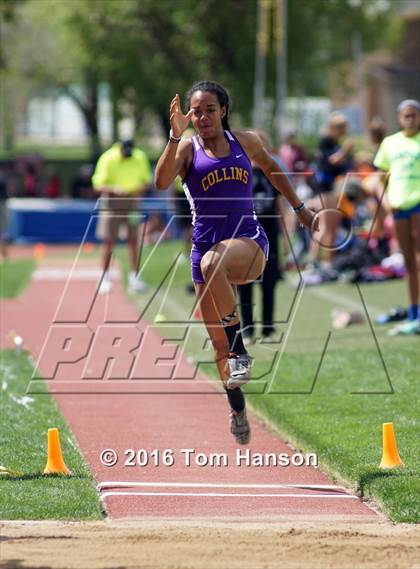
left=190, top=226, right=269, bottom=284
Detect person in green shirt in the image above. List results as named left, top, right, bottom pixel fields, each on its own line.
left=92, top=140, right=152, bottom=294
left=374, top=99, right=420, bottom=334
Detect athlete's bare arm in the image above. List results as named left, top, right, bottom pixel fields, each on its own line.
left=155, top=139, right=193, bottom=189
left=235, top=130, right=318, bottom=231
left=155, top=94, right=194, bottom=189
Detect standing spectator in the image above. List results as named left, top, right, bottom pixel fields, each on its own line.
left=368, top=116, right=387, bottom=153
left=92, top=139, right=152, bottom=294
left=355, top=118, right=388, bottom=246
left=279, top=130, right=312, bottom=267
left=23, top=164, right=40, bottom=197
left=315, top=113, right=353, bottom=193
left=44, top=168, right=62, bottom=198
left=0, top=165, right=9, bottom=259
left=239, top=130, right=283, bottom=343
left=374, top=99, right=420, bottom=335
left=71, top=165, right=94, bottom=199
left=278, top=129, right=307, bottom=175
left=310, top=112, right=353, bottom=265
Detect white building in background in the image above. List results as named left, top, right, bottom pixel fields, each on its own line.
left=258, top=96, right=331, bottom=137
left=19, top=83, right=331, bottom=146
left=284, top=97, right=331, bottom=135
left=24, top=95, right=87, bottom=142
left=17, top=84, right=115, bottom=145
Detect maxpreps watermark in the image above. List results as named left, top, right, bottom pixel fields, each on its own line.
left=27, top=195, right=392, bottom=396
left=100, top=448, right=318, bottom=468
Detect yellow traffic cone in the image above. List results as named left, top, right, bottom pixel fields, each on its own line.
left=43, top=428, right=70, bottom=475
left=379, top=422, right=404, bottom=469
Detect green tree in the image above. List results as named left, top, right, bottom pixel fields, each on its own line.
left=287, top=0, right=400, bottom=96
left=1, top=0, right=400, bottom=156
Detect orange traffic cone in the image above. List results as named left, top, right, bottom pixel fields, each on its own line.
left=33, top=243, right=45, bottom=260
left=379, top=422, right=404, bottom=469
left=43, top=428, right=70, bottom=475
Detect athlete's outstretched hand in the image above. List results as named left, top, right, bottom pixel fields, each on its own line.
left=170, top=94, right=194, bottom=138
left=297, top=206, right=319, bottom=232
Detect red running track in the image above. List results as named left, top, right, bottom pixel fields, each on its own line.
left=1, top=254, right=376, bottom=520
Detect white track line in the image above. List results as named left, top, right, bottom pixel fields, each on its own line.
left=33, top=267, right=119, bottom=281
left=100, top=491, right=358, bottom=500
left=97, top=481, right=347, bottom=491
left=306, top=285, right=383, bottom=315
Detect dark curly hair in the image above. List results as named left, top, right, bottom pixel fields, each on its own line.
left=186, top=81, right=231, bottom=131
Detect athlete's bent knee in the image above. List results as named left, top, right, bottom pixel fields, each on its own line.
left=200, top=252, right=224, bottom=281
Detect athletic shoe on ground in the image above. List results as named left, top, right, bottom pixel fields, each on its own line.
left=226, top=353, right=252, bottom=389
left=128, top=272, right=148, bottom=293
left=376, top=307, right=407, bottom=325
left=261, top=327, right=277, bottom=341
left=243, top=335, right=254, bottom=346
left=230, top=409, right=251, bottom=445
left=98, top=278, right=112, bottom=294
left=388, top=320, right=420, bottom=336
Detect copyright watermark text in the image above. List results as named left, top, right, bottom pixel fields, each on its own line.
left=100, top=448, right=318, bottom=468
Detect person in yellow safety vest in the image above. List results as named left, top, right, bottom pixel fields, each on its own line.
left=92, top=139, right=152, bottom=294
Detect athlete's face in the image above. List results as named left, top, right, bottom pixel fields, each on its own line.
left=189, top=91, right=226, bottom=139
left=399, top=106, right=420, bottom=135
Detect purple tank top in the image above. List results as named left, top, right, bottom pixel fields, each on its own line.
left=183, top=130, right=260, bottom=248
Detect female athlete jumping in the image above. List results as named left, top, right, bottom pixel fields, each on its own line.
left=155, top=81, right=317, bottom=444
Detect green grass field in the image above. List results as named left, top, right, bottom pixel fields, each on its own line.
left=0, top=350, right=102, bottom=520
left=0, top=142, right=161, bottom=162
left=1, top=244, right=417, bottom=522
left=0, top=258, right=36, bottom=298
left=120, top=240, right=419, bottom=523
left=0, top=144, right=90, bottom=161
